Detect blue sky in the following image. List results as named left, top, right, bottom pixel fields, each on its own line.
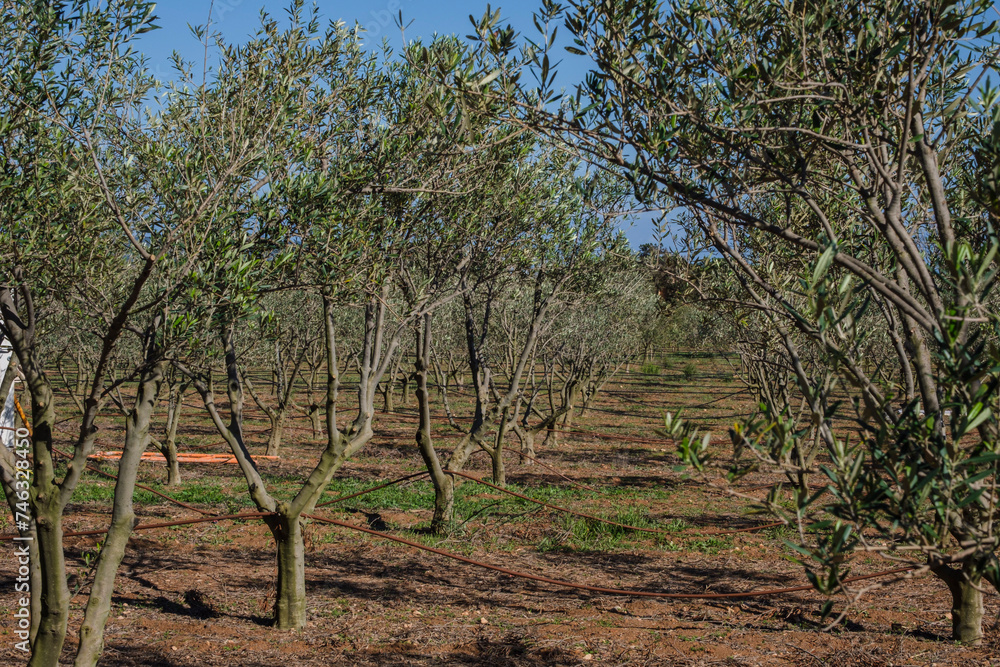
left=138, top=0, right=664, bottom=249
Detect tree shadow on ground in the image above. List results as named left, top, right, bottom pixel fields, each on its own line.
left=105, top=634, right=586, bottom=666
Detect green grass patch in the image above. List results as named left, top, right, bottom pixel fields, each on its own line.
left=320, top=478, right=436, bottom=511
left=537, top=506, right=663, bottom=552
left=71, top=481, right=116, bottom=504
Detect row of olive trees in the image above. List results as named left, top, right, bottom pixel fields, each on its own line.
left=0, top=2, right=264, bottom=663
left=0, top=3, right=660, bottom=664
left=443, top=0, right=1000, bottom=646
left=0, top=0, right=479, bottom=661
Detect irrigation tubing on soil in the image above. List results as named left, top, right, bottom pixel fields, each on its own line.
left=78, top=395, right=686, bottom=448
left=374, top=409, right=678, bottom=447
left=0, top=462, right=919, bottom=602
left=20, top=391, right=783, bottom=540
left=0, top=512, right=275, bottom=541
left=314, top=471, right=430, bottom=508
left=302, top=512, right=917, bottom=600
left=30, top=411, right=781, bottom=540
left=4, top=393, right=915, bottom=605
left=0, top=471, right=433, bottom=542
left=509, top=449, right=598, bottom=492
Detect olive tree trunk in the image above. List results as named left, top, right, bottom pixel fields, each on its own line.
left=74, top=359, right=166, bottom=666
left=160, top=381, right=186, bottom=486
left=264, top=512, right=307, bottom=630
left=29, top=510, right=68, bottom=667
left=414, top=313, right=456, bottom=532
left=932, top=560, right=989, bottom=646
left=178, top=293, right=398, bottom=631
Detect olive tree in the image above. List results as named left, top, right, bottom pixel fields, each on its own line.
left=165, top=10, right=528, bottom=629
left=0, top=1, right=303, bottom=664
left=456, top=0, right=1000, bottom=645
left=241, top=290, right=324, bottom=456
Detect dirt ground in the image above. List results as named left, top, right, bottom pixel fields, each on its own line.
left=1, top=352, right=999, bottom=666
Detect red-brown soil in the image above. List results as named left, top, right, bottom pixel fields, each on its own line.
left=1, top=354, right=997, bottom=665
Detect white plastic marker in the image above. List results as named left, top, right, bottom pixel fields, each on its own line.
left=0, top=340, right=15, bottom=449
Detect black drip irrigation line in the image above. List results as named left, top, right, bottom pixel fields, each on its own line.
left=28, top=398, right=794, bottom=542
left=0, top=512, right=273, bottom=541
left=0, top=471, right=434, bottom=542
left=510, top=450, right=598, bottom=493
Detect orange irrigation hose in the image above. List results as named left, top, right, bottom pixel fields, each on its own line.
left=87, top=451, right=281, bottom=464
left=304, top=512, right=917, bottom=600
left=51, top=446, right=217, bottom=516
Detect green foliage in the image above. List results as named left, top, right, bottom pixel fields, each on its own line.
left=657, top=411, right=711, bottom=473
left=453, top=0, right=1000, bottom=642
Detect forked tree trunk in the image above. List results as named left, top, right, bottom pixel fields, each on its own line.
left=491, top=407, right=510, bottom=486
left=23, top=383, right=71, bottom=667
left=560, top=402, right=575, bottom=431
left=382, top=353, right=403, bottom=414
left=517, top=425, right=535, bottom=464
left=429, top=472, right=455, bottom=533
left=381, top=382, right=394, bottom=413
left=245, top=374, right=289, bottom=458
left=491, top=446, right=505, bottom=487
left=161, top=382, right=185, bottom=486
left=401, top=374, right=412, bottom=406
left=182, top=295, right=394, bottom=633
left=264, top=512, right=307, bottom=630
left=74, top=360, right=166, bottom=667
left=306, top=404, right=322, bottom=435
left=0, top=362, right=41, bottom=643
left=1, top=482, right=41, bottom=646
left=161, top=440, right=181, bottom=487
left=413, top=315, right=456, bottom=533
left=2, top=268, right=156, bottom=667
